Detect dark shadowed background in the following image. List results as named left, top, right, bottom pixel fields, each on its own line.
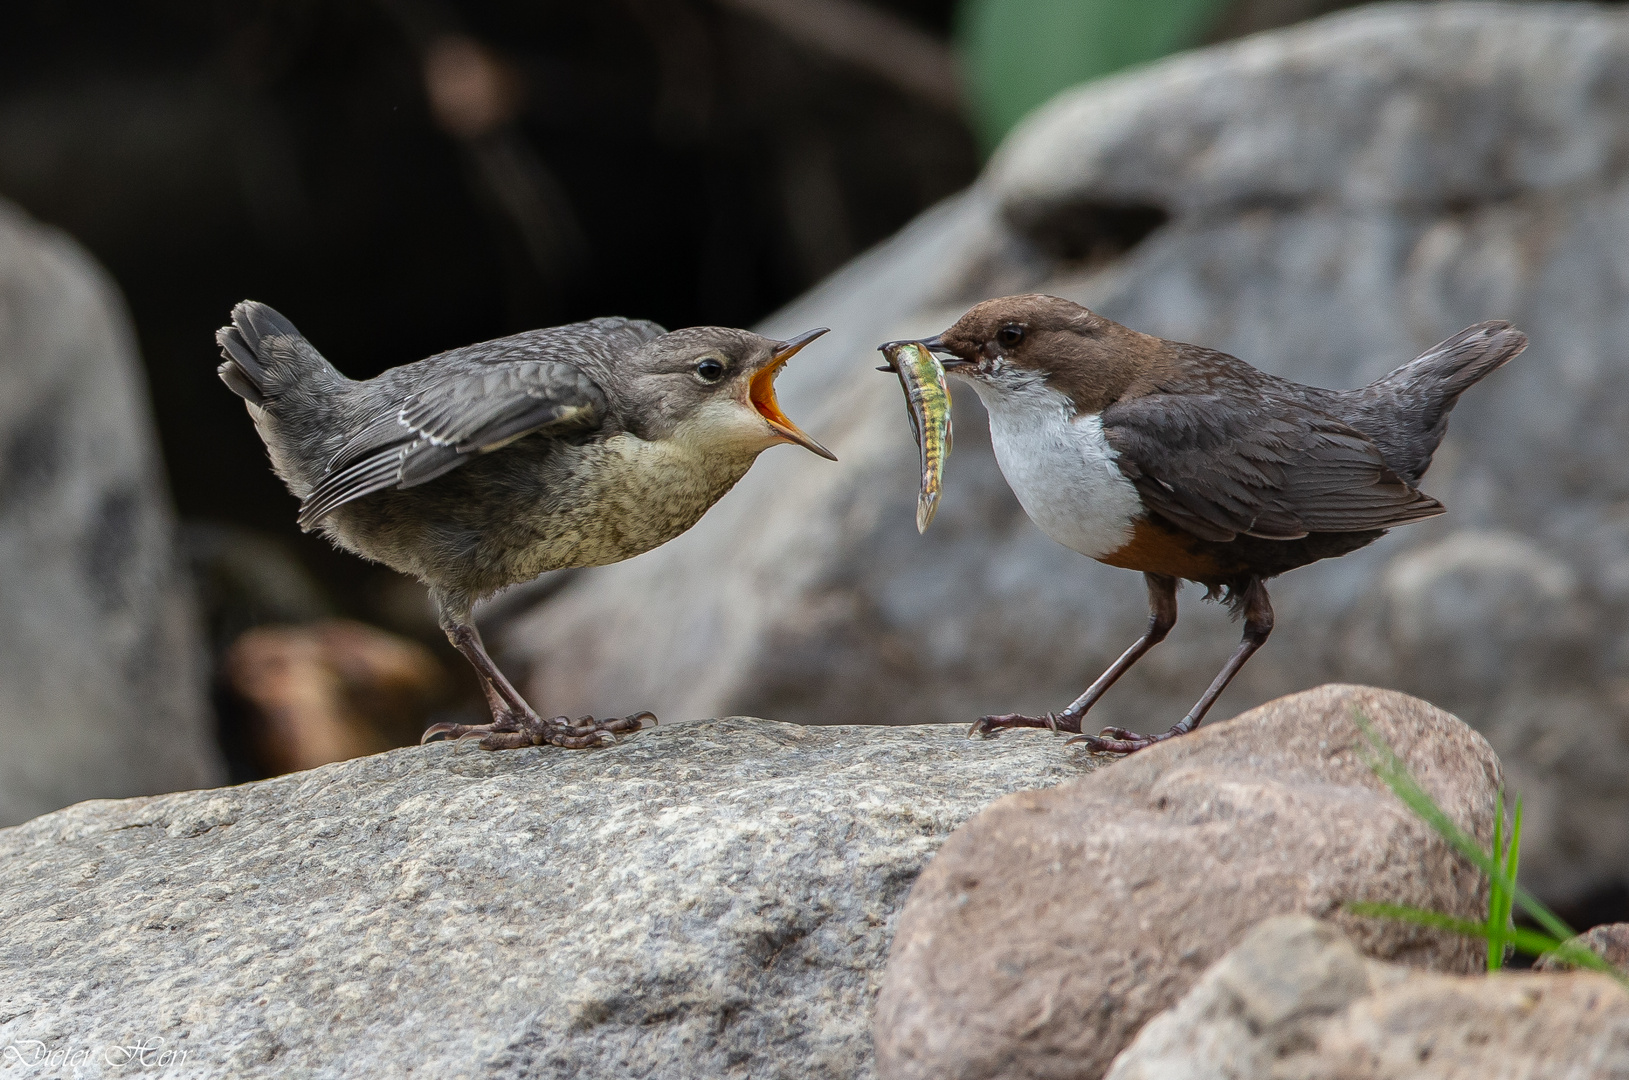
left=0, top=0, right=1392, bottom=627
left=0, top=0, right=985, bottom=621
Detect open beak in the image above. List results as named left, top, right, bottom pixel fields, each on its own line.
left=751, top=327, right=837, bottom=460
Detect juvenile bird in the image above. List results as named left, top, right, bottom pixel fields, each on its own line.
left=912, top=294, right=1524, bottom=753
left=217, top=302, right=833, bottom=750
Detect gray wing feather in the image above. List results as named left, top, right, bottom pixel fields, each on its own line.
left=297, top=360, right=605, bottom=529
left=1102, top=393, right=1445, bottom=543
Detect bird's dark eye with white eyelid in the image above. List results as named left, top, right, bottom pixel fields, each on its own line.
left=694, top=356, right=726, bottom=383
left=996, top=324, right=1025, bottom=347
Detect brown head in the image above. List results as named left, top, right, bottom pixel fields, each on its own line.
left=920, top=294, right=1162, bottom=413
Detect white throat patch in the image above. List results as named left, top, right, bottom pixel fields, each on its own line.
left=968, top=380, right=1143, bottom=560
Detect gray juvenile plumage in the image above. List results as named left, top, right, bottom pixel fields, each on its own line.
left=906, top=294, right=1525, bottom=753
left=218, top=301, right=833, bottom=750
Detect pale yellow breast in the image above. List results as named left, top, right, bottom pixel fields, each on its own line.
left=506, top=431, right=759, bottom=578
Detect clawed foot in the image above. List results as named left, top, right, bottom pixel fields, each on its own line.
left=422, top=710, right=656, bottom=750
left=968, top=712, right=1083, bottom=737
left=1064, top=724, right=1182, bottom=754
left=968, top=713, right=1186, bottom=755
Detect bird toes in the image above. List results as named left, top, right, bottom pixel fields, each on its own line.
left=1064, top=727, right=1175, bottom=754
left=601, top=711, right=657, bottom=734
left=969, top=712, right=1081, bottom=738
left=421, top=721, right=494, bottom=744
left=969, top=713, right=1024, bottom=737
left=420, top=722, right=460, bottom=744
left=478, top=730, right=540, bottom=751
left=533, top=718, right=614, bottom=750
left=1064, top=733, right=1140, bottom=753
left=527, top=711, right=656, bottom=749
left=424, top=710, right=655, bottom=751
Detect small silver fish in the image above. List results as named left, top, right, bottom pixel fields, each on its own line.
left=879, top=340, right=953, bottom=533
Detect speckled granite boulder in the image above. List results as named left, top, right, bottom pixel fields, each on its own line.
left=0, top=718, right=1097, bottom=1079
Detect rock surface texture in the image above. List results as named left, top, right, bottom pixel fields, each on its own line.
left=0, top=198, right=219, bottom=826
left=874, top=686, right=1500, bottom=1080
left=0, top=718, right=1094, bottom=1079
left=505, top=3, right=1629, bottom=904
left=1106, top=915, right=1629, bottom=1080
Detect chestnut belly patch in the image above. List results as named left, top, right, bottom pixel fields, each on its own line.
left=1097, top=515, right=1390, bottom=585
left=1096, top=516, right=1232, bottom=581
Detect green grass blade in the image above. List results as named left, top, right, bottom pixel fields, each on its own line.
left=1495, top=797, right=1524, bottom=969
left=1507, top=797, right=1523, bottom=884
left=1488, top=789, right=1506, bottom=971
left=1512, top=887, right=1574, bottom=943
left=1533, top=936, right=1624, bottom=978
left=1348, top=903, right=1628, bottom=985
left=1353, top=714, right=1492, bottom=870
left=1507, top=928, right=1625, bottom=983
left=1345, top=902, right=1560, bottom=956
left=1351, top=712, right=1576, bottom=943
left=1345, top=902, right=1492, bottom=938
left=1348, top=715, right=1628, bottom=988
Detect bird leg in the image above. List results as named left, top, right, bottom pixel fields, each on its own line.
left=420, top=620, right=654, bottom=750
left=971, top=574, right=1179, bottom=737
left=1071, top=578, right=1274, bottom=754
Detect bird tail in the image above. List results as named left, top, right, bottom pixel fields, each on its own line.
left=1347, top=321, right=1527, bottom=485
left=217, top=301, right=352, bottom=498
left=1367, top=321, right=1527, bottom=412
left=216, top=301, right=347, bottom=407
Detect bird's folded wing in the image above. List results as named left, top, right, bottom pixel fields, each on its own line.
left=297, top=360, right=606, bottom=528
left=1100, top=392, right=1444, bottom=542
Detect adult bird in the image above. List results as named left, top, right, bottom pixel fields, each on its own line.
left=218, top=302, right=833, bottom=750
left=909, top=294, right=1524, bottom=753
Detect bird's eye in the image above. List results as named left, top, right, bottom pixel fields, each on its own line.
left=694, top=357, right=726, bottom=383
left=997, top=324, right=1025, bottom=347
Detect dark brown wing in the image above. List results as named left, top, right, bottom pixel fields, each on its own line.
left=1101, top=392, right=1444, bottom=542
left=296, top=360, right=605, bottom=528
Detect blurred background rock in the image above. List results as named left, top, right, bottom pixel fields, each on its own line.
left=0, top=200, right=221, bottom=824
left=3, top=0, right=1626, bottom=929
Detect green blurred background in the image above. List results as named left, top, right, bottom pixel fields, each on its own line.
left=959, top=0, right=1230, bottom=148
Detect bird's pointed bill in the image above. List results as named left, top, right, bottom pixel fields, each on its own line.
left=752, top=328, right=836, bottom=460
left=915, top=334, right=970, bottom=369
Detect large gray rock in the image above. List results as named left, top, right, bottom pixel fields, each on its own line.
left=0, top=199, right=220, bottom=825
left=1106, top=915, right=1629, bottom=1080
left=0, top=719, right=1094, bottom=1079
left=874, top=685, right=1500, bottom=1080
left=506, top=2, right=1629, bottom=904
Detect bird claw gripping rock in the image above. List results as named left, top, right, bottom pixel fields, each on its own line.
left=422, top=710, right=655, bottom=750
